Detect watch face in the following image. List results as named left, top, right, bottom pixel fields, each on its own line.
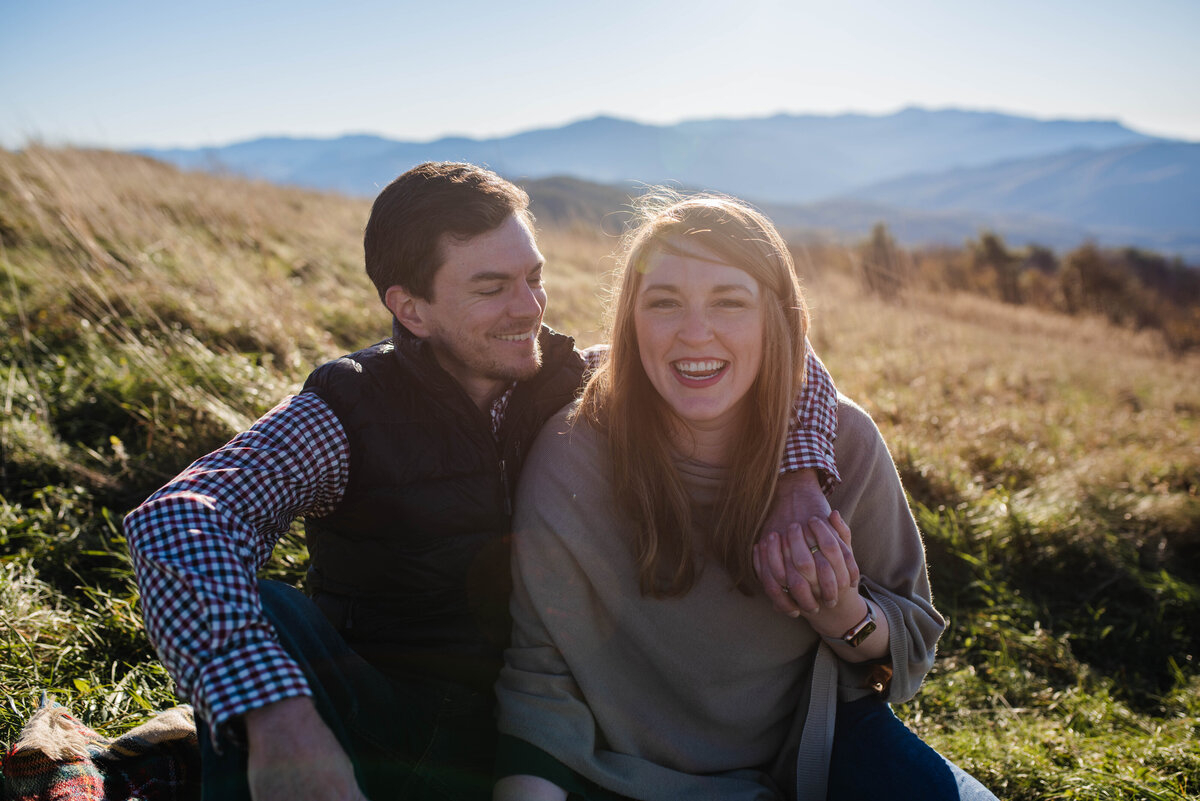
left=845, top=618, right=877, bottom=648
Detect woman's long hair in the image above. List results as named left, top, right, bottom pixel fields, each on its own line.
left=577, top=192, right=809, bottom=597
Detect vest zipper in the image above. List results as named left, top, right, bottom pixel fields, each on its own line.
left=499, top=458, right=512, bottom=516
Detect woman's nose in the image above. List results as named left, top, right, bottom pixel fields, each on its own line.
left=678, top=307, right=712, bottom=343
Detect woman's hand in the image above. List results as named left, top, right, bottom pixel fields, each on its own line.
left=754, top=513, right=890, bottom=661
left=753, top=510, right=860, bottom=617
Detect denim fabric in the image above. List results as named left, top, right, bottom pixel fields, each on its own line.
left=198, top=580, right=495, bottom=801
left=199, top=581, right=994, bottom=801
left=827, top=697, right=998, bottom=801
left=499, top=699, right=996, bottom=801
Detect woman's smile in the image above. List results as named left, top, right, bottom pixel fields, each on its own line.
left=672, top=358, right=730, bottom=384
left=634, top=247, right=764, bottom=454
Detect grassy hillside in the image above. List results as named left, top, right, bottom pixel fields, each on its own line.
left=2, top=148, right=1198, bottom=799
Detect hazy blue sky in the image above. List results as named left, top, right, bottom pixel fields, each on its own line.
left=2, top=0, right=1198, bottom=149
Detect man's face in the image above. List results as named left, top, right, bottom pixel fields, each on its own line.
left=409, top=214, right=547, bottom=408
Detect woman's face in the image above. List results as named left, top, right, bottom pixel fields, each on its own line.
left=633, top=247, right=765, bottom=440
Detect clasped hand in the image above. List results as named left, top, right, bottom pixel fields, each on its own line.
left=753, top=510, right=860, bottom=620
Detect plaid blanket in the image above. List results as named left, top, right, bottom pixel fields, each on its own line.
left=1, top=698, right=199, bottom=801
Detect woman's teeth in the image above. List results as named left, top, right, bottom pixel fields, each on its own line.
left=673, top=360, right=727, bottom=379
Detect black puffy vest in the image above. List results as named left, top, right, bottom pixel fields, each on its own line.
left=300, top=325, right=584, bottom=690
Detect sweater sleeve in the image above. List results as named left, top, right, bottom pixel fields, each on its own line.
left=826, top=399, right=946, bottom=702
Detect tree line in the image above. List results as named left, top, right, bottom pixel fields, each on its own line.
left=852, top=223, right=1200, bottom=353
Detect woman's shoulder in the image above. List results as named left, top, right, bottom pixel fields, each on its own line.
left=529, top=401, right=601, bottom=454
left=514, top=402, right=620, bottom=548
left=522, top=401, right=608, bottom=485
left=833, top=394, right=893, bottom=474
left=836, top=394, right=882, bottom=442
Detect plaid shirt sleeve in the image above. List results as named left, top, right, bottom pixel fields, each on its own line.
left=581, top=344, right=609, bottom=375
left=124, top=391, right=349, bottom=741
left=781, top=340, right=841, bottom=490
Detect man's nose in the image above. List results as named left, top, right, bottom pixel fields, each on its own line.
left=510, top=280, right=545, bottom=319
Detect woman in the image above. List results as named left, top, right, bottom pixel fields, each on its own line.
left=493, top=194, right=996, bottom=800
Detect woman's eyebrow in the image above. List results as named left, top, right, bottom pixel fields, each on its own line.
left=640, top=282, right=754, bottom=293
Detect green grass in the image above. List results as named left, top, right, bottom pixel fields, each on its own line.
left=0, top=485, right=311, bottom=738
left=2, top=147, right=1198, bottom=799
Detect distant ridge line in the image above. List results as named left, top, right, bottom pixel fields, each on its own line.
left=135, top=108, right=1198, bottom=261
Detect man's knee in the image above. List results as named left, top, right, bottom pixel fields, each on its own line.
left=257, top=578, right=308, bottom=613
left=254, top=579, right=348, bottom=662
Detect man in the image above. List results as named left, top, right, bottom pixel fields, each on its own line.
left=124, top=162, right=840, bottom=801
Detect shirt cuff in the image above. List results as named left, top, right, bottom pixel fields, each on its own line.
left=780, top=431, right=841, bottom=493
left=194, top=637, right=312, bottom=751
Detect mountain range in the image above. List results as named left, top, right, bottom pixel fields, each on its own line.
left=138, top=107, right=1200, bottom=261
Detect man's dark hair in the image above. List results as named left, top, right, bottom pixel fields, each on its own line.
left=364, top=162, right=532, bottom=302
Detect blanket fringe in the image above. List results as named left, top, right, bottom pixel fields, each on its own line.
left=10, top=701, right=99, bottom=762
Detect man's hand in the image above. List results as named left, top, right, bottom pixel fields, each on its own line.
left=245, top=697, right=368, bottom=801
left=755, top=469, right=833, bottom=616
left=494, top=774, right=569, bottom=801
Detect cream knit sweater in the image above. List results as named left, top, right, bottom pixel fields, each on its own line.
left=496, top=397, right=946, bottom=801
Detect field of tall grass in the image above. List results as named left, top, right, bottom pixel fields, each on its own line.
left=2, top=147, right=1198, bottom=799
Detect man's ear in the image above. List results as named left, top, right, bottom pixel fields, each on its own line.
left=385, top=285, right=429, bottom=338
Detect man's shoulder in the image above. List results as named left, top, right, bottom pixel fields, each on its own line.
left=511, top=327, right=587, bottom=409
left=302, top=338, right=401, bottom=394
left=534, top=326, right=587, bottom=378
left=308, top=339, right=394, bottom=377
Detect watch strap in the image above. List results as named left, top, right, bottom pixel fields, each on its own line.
left=823, top=599, right=876, bottom=647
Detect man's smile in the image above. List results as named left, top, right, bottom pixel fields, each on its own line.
left=496, top=328, right=539, bottom=342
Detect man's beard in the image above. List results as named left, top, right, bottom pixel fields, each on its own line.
left=431, top=327, right=544, bottom=385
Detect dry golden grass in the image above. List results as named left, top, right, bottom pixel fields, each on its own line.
left=2, top=147, right=1198, bottom=798
left=805, top=269, right=1199, bottom=501
left=534, top=224, right=622, bottom=347
left=540, top=229, right=1200, bottom=530
left=2, top=146, right=374, bottom=367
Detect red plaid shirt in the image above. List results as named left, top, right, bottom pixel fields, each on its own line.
left=125, top=344, right=840, bottom=737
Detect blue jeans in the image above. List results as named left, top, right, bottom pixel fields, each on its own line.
left=560, top=696, right=997, bottom=801
left=827, top=696, right=998, bottom=800
left=198, top=580, right=495, bottom=801
left=201, top=581, right=995, bottom=801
